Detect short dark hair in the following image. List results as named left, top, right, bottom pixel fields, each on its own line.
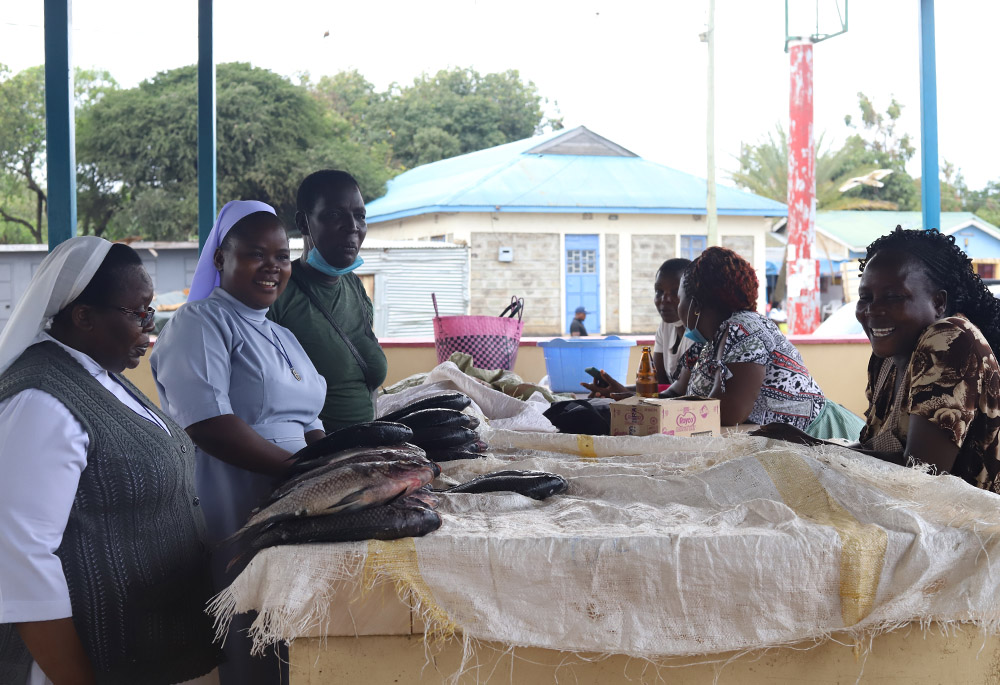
left=682, top=247, right=758, bottom=313
left=657, top=258, right=691, bottom=279
left=296, top=170, right=360, bottom=214
left=219, top=211, right=285, bottom=252
left=859, top=225, right=1000, bottom=353
left=73, top=243, right=145, bottom=308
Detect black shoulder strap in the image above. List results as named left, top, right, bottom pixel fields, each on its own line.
left=290, top=270, right=379, bottom=391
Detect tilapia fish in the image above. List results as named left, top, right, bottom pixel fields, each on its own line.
left=228, top=500, right=442, bottom=570
left=425, top=449, right=485, bottom=463
left=241, top=460, right=436, bottom=533
left=283, top=442, right=429, bottom=482
left=397, top=408, right=480, bottom=431
left=404, top=486, right=441, bottom=509
left=409, top=426, right=479, bottom=451
left=289, top=421, right=414, bottom=463
left=269, top=449, right=437, bottom=505
left=378, top=392, right=472, bottom=423
left=445, top=470, right=569, bottom=500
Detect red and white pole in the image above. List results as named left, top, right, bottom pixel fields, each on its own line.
left=786, top=42, right=820, bottom=334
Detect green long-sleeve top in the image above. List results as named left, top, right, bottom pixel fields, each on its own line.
left=269, top=261, right=388, bottom=432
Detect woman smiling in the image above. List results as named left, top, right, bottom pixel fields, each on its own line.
left=150, top=201, right=327, bottom=685
left=852, top=227, right=1000, bottom=489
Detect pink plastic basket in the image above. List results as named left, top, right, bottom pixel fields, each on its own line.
left=432, top=294, right=524, bottom=370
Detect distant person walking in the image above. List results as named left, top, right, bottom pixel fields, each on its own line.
left=570, top=306, right=588, bottom=336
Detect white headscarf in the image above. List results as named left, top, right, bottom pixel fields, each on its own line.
left=187, top=200, right=277, bottom=302
left=0, top=235, right=113, bottom=376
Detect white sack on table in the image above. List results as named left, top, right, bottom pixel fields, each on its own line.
left=212, top=433, right=1000, bottom=663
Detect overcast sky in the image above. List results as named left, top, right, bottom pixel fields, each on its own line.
left=3, top=1, right=998, bottom=190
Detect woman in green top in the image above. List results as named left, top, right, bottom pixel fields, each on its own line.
left=269, top=170, right=388, bottom=431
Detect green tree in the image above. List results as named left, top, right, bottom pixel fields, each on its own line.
left=0, top=64, right=116, bottom=243
left=732, top=94, right=922, bottom=210
left=356, top=67, right=561, bottom=170
left=731, top=125, right=896, bottom=209
left=76, top=62, right=395, bottom=240
left=0, top=65, right=47, bottom=242
left=966, top=180, right=1000, bottom=227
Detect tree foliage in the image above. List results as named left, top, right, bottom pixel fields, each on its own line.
left=732, top=125, right=896, bottom=210
left=0, top=62, right=555, bottom=243
left=76, top=62, right=396, bottom=240
left=0, top=64, right=116, bottom=243
left=355, top=67, right=561, bottom=169
left=733, top=93, right=925, bottom=211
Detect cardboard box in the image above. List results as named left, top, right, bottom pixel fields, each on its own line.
left=610, top=396, right=721, bottom=437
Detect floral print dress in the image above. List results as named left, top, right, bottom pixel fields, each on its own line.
left=685, top=310, right=825, bottom=429
left=860, top=315, right=1000, bottom=491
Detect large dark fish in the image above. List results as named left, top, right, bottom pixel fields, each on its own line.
left=409, top=426, right=479, bottom=451
left=283, top=442, right=428, bottom=481
left=228, top=500, right=442, bottom=571
left=289, top=421, right=414, bottom=463
left=425, top=449, right=486, bottom=463
left=242, top=460, right=436, bottom=531
left=397, top=408, right=480, bottom=431
left=378, top=392, right=472, bottom=423
left=271, top=448, right=437, bottom=504
left=444, top=470, right=569, bottom=500
left=403, top=486, right=441, bottom=509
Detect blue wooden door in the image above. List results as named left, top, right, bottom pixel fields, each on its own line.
left=565, top=234, right=600, bottom=334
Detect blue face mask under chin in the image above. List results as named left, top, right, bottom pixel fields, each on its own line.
left=306, top=246, right=364, bottom=277
left=683, top=305, right=709, bottom=344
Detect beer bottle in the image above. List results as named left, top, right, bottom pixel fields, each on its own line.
left=635, top=346, right=658, bottom=398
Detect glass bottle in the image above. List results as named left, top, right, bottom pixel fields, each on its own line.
left=635, top=346, right=658, bottom=398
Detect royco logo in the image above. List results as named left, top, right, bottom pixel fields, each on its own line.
left=675, top=407, right=697, bottom=430
left=626, top=407, right=644, bottom=424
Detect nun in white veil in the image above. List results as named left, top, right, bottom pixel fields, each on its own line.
left=0, top=236, right=220, bottom=685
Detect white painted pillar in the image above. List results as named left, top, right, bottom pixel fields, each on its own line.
left=619, top=232, right=633, bottom=333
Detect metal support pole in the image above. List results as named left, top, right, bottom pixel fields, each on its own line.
left=919, top=0, right=940, bottom=231
left=44, top=0, right=76, bottom=249
left=197, top=0, right=217, bottom=251
left=786, top=42, right=819, bottom=335
left=705, top=0, right=718, bottom=246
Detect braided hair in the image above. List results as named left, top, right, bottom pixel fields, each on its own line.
left=859, top=226, right=1000, bottom=353
left=682, top=246, right=758, bottom=313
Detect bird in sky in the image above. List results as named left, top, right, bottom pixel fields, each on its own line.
left=838, top=169, right=893, bottom=192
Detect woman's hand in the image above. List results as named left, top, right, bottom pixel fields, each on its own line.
left=17, top=618, right=97, bottom=685
left=186, top=415, right=296, bottom=477
left=750, top=422, right=825, bottom=447
left=581, top=370, right=631, bottom=399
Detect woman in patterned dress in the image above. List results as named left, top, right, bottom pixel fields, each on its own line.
left=759, top=227, right=1000, bottom=491
left=853, top=227, right=1000, bottom=489
left=669, top=246, right=864, bottom=439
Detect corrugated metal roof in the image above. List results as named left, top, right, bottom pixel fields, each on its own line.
left=366, top=126, right=787, bottom=223
left=815, top=211, right=1000, bottom=252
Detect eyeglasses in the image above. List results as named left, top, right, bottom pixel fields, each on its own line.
left=114, top=306, right=156, bottom=328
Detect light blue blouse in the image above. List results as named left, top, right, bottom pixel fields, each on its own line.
left=150, top=287, right=326, bottom=544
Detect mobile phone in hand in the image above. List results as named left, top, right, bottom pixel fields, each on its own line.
left=584, top=367, right=608, bottom=387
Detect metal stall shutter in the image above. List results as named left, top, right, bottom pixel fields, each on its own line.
left=357, top=244, right=469, bottom=338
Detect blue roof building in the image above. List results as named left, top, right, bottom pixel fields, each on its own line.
left=367, top=126, right=787, bottom=335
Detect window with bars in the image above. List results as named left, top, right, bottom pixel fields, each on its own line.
left=680, top=235, right=707, bottom=260
left=566, top=249, right=597, bottom=274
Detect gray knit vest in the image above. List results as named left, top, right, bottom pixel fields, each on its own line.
left=0, top=342, right=221, bottom=685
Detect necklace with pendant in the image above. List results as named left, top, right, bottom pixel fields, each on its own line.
left=235, top=312, right=303, bottom=381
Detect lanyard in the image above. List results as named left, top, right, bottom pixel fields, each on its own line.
left=235, top=312, right=302, bottom=381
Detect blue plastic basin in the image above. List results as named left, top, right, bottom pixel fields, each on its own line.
left=537, top=336, right=637, bottom=393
